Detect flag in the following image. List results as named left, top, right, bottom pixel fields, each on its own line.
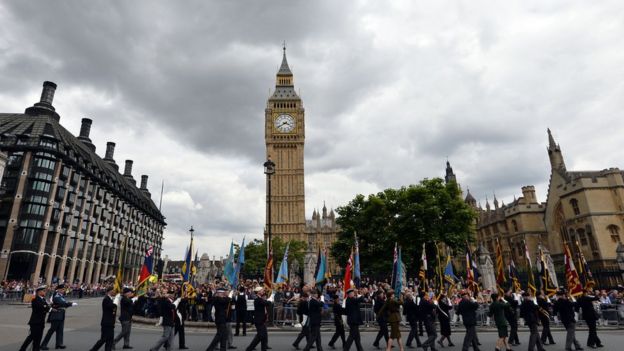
left=444, top=254, right=458, bottom=288
left=135, top=246, right=154, bottom=296
left=315, top=249, right=327, bottom=288
left=263, top=251, right=274, bottom=292
left=538, top=245, right=557, bottom=297
left=234, top=237, right=246, bottom=288
left=564, top=242, right=583, bottom=297
left=575, top=240, right=595, bottom=290
left=435, top=242, right=444, bottom=291
left=465, top=243, right=476, bottom=292
left=354, top=234, right=361, bottom=288
left=181, top=232, right=194, bottom=282
left=223, top=241, right=236, bottom=286
left=495, top=238, right=506, bottom=295
left=275, top=243, right=290, bottom=285
left=524, top=241, right=536, bottom=295
left=508, top=258, right=521, bottom=293
left=418, top=243, right=427, bottom=291
left=392, top=245, right=405, bottom=295
left=313, top=246, right=322, bottom=283
left=343, top=250, right=353, bottom=294
left=391, top=243, right=399, bottom=291
left=113, top=235, right=128, bottom=294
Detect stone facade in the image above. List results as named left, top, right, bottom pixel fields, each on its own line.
left=0, top=82, right=165, bottom=285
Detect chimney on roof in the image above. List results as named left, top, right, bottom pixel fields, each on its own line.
left=25, top=81, right=60, bottom=121
left=140, top=175, right=148, bottom=189
left=124, top=160, right=133, bottom=177
left=77, top=118, right=96, bottom=152
left=104, top=142, right=119, bottom=170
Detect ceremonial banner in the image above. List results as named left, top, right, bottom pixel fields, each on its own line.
left=343, top=250, right=353, bottom=294
left=275, top=243, right=289, bottom=285
left=263, top=252, right=274, bottom=292
left=524, top=241, right=536, bottom=295
left=495, top=238, right=506, bottom=295
left=576, top=240, right=596, bottom=290
left=564, top=242, right=583, bottom=297
left=465, top=243, right=476, bottom=292
left=113, top=235, right=128, bottom=294
left=508, top=258, right=521, bottom=293
left=135, top=246, right=154, bottom=296
left=538, top=245, right=557, bottom=297
left=354, top=234, right=361, bottom=288
left=418, top=243, right=427, bottom=291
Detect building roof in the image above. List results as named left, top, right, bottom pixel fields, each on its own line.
left=277, top=48, right=293, bottom=76
left=0, top=111, right=166, bottom=224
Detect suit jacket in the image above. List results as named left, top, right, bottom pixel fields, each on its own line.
left=296, top=299, right=309, bottom=323
left=576, top=295, right=599, bottom=321
left=332, top=302, right=344, bottom=326
left=457, top=299, right=478, bottom=327
left=374, top=296, right=387, bottom=322
left=345, top=296, right=366, bottom=326
left=119, top=296, right=134, bottom=322
left=47, top=292, right=73, bottom=322
left=307, top=298, right=323, bottom=326
left=418, top=299, right=436, bottom=322
left=379, top=299, right=402, bottom=323
left=253, top=297, right=268, bottom=325
left=101, top=295, right=117, bottom=327
left=213, top=296, right=231, bottom=324
left=403, top=297, right=418, bottom=323
left=160, top=298, right=177, bottom=327
left=553, top=298, right=576, bottom=325
left=504, top=295, right=518, bottom=321
left=235, top=293, right=247, bottom=312
left=519, top=300, right=539, bottom=325
left=537, top=297, right=552, bottom=321
left=29, top=295, right=50, bottom=325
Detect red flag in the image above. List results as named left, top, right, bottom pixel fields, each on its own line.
left=343, top=250, right=353, bottom=294
left=495, top=238, right=506, bottom=295
left=564, top=243, right=583, bottom=297
left=138, top=246, right=154, bottom=285
left=263, top=252, right=274, bottom=293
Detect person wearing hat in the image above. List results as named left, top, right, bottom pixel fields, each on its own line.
left=372, top=289, right=389, bottom=349
left=19, top=285, right=50, bottom=351
left=419, top=292, right=438, bottom=351
left=150, top=290, right=177, bottom=351
left=577, top=289, right=603, bottom=349
left=377, top=289, right=404, bottom=351
left=457, top=291, right=480, bottom=351
left=403, top=290, right=422, bottom=349
left=302, top=289, right=324, bottom=351
left=113, top=287, right=136, bottom=349
left=292, top=292, right=310, bottom=350
left=343, top=287, right=369, bottom=351
left=328, top=294, right=345, bottom=349
left=89, top=286, right=118, bottom=351
left=504, top=289, right=520, bottom=347
left=436, top=292, right=453, bottom=348
left=520, top=292, right=543, bottom=351
left=245, top=287, right=269, bottom=351
left=206, top=288, right=232, bottom=351
left=553, top=290, right=583, bottom=351
left=41, top=284, right=75, bottom=350
left=234, top=286, right=248, bottom=337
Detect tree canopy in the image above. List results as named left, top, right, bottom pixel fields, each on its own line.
left=330, top=178, right=475, bottom=278
left=237, top=237, right=307, bottom=279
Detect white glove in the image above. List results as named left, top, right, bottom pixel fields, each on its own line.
left=71, top=302, right=78, bottom=306
left=156, top=317, right=163, bottom=326
left=131, top=297, right=138, bottom=303
left=173, top=297, right=181, bottom=307
left=228, top=290, right=234, bottom=298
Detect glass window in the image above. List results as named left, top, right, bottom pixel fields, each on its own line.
left=570, top=199, right=580, bottom=216
left=38, top=139, right=57, bottom=149
left=608, top=225, right=621, bottom=243
left=31, top=181, right=51, bottom=192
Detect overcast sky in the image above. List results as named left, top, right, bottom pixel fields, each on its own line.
left=1, top=1, right=623, bottom=260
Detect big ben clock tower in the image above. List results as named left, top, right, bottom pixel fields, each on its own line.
left=265, top=47, right=306, bottom=243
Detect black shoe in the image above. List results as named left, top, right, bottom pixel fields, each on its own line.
left=123, top=347, right=134, bottom=350
left=180, top=347, right=189, bottom=350
left=229, top=347, right=238, bottom=349
left=596, top=346, right=604, bottom=348
left=328, top=344, right=335, bottom=350
left=477, top=342, right=482, bottom=346
left=267, top=348, right=272, bottom=350
left=293, top=344, right=300, bottom=350
left=56, top=346, right=66, bottom=350
left=40, top=348, right=49, bottom=351
left=448, top=343, right=454, bottom=347
left=373, top=344, right=380, bottom=349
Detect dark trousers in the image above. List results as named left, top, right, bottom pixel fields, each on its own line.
left=373, top=320, right=388, bottom=346
left=294, top=325, right=310, bottom=347
left=585, top=319, right=602, bottom=347
left=207, top=323, right=228, bottom=351
left=406, top=320, right=422, bottom=347
left=20, top=324, right=44, bottom=351
left=175, top=319, right=186, bottom=348
left=344, top=324, right=363, bottom=351
left=418, top=320, right=424, bottom=335
left=304, top=325, right=322, bottom=351
left=563, top=322, right=582, bottom=350
left=508, top=318, right=519, bottom=345
left=328, top=323, right=345, bottom=347
left=461, top=325, right=478, bottom=351
left=422, top=318, right=437, bottom=349
left=528, top=323, right=544, bottom=351
left=41, top=320, right=64, bottom=347
left=89, top=325, right=114, bottom=351
left=114, top=320, right=132, bottom=347
left=539, top=317, right=554, bottom=344
left=236, top=311, right=247, bottom=335
left=246, top=323, right=268, bottom=351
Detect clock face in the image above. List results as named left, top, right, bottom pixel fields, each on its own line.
left=274, top=114, right=296, bottom=133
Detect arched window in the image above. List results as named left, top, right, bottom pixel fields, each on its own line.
left=577, top=228, right=588, bottom=246
left=570, top=198, right=580, bottom=215
left=608, top=225, right=621, bottom=243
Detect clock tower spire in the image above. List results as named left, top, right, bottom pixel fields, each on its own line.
left=265, top=46, right=306, bottom=243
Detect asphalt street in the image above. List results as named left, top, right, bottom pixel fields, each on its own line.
left=1, top=298, right=622, bottom=351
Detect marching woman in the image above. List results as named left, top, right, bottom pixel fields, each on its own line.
left=436, top=293, right=454, bottom=348
left=377, top=289, right=404, bottom=351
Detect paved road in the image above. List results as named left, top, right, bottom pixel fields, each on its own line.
left=1, top=298, right=622, bottom=351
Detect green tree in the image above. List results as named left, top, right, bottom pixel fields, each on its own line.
left=330, top=178, right=475, bottom=278
left=236, top=238, right=307, bottom=279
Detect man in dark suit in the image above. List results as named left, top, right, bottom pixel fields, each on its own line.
left=404, top=291, right=421, bottom=349
left=245, top=287, right=269, bottom=351
left=328, top=295, right=345, bottom=349
left=520, top=292, right=545, bottom=351
left=89, top=286, right=118, bottom=351
left=41, top=284, right=75, bottom=350
left=150, top=291, right=177, bottom=351
left=504, top=290, right=520, bottom=346
left=113, top=287, right=136, bottom=349
left=207, top=288, right=232, bottom=351
left=372, top=290, right=388, bottom=349
left=577, top=289, right=603, bottom=348
left=235, top=286, right=248, bottom=336
left=456, top=291, right=480, bottom=351
left=292, top=292, right=310, bottom=350
left=553, top=290, right=583, bottom=351
left=19, top=285, right=50, bottom=351
left=303, top=290, right=324, bottom=351
left=175, top=293, right=189, bottom=350
left=343, top=287, right=369, bottom=351
left=419, top=293, right=437, bottom=351
left=537, top=292, right=555, bottom=345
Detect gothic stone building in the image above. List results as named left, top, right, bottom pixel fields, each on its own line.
left=0, top=81, right=166, bottom=285
left=471, top=130, right=623, bottom=287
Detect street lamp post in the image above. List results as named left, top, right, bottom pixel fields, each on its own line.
left=263, top=156, right=276, bottom=258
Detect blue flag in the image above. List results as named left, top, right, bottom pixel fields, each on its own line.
left=275, top=243, right=289, bottom=285
left=224, top=241, right=236, bottom=286
left=238, top=237, right=246, bottom=267
left=393, top=245, right=404, bottom=295
left=182, top=237, right=193, bottom=282
left=444, top=256, right=458, bottom=285
left=315, top=249, right=326, bottom=287
left=354, top=234, right=361, bottom=288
